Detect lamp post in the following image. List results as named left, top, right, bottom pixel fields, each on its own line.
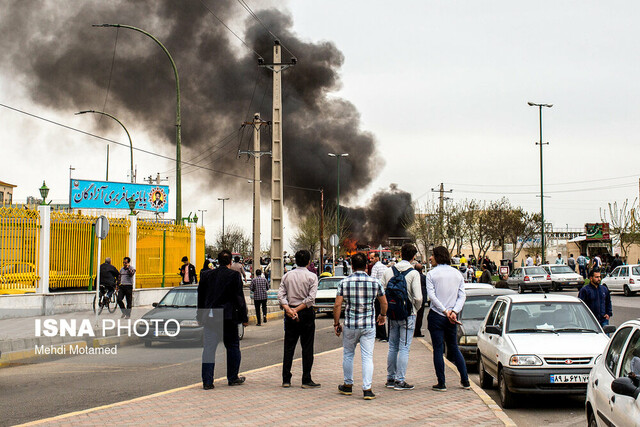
left=39, top=181, right=50, bottom=205
left=328, top=153, right=348, bottom=256
left=127, top=196, right=137, bottom=215
left=528, top=101, right=553, bottom=264
left=218, top=197, right=230, bottom=248
left=197, top=209, right=207, bottom=227
left=94, top=24, right=182, bottom=220
left=76, top=110, right=135, bottom=183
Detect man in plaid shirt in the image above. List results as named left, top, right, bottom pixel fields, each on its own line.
left=250, top=269, right=269, bottom=325
left=333, top=252, right=387, bottom=400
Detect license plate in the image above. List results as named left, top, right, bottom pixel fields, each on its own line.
left=550, top=374, right=589, bottom=383
left=154, top=331, right=169, bottom=336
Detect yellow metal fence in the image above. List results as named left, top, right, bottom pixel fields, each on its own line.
left=0, top=207, right=40, bottom=293
left=136, top=221, right=192, bottom=288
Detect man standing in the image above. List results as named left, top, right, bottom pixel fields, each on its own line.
left=525, top=254, right=534, bottom=267
left=577, top=253, right=588, bottom=279
left=568, top=254, right=576, bottom=272
left=99, top=257, right=120, bottom=305
left=478, top=264, right=492, bottom=284
left=413, top=263, right=427, bottom=338
left=278, top=250, right=320, bottom=388
left=459, top=254, right=467, bottom=265
left=383, top=243, right=422, bottom=391
left=198, top=250, right=249, bottom=389
left=230, top=255, right=245, bottom=278
left=333, top=252, right=387, bottom=400
left=555, top=253, right=565, bottom=265
left=179, top=256, right=198, bottom=285
left=250, top=269, right=269, bottom=325
left=117, top=257, right=135, bottom=319
left=426, top=246, right=469, bottom=392
left=370, top=253, right=388, bottom=342
left=611, top=254, right=623, bottom=270
left=578, top=270, right=613, bottom=327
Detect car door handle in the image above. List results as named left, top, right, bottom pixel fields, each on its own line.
left=610, top=395, right=615, bottom=404
left=594, top=379, right=598, bottom=386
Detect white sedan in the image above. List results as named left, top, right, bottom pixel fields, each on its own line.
left=540, top=264, right=585, bottom=291
left=314, top=276, right=346, bottom=315
left=476, top=294, right=613, bottom=408
left=602, top=264, right=640, bottom=296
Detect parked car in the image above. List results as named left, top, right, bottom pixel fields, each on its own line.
left=540, top=264, right=585, bottom=291
left=586, top=318, right=640, bottom=427
left=506, top=266, right=552, bottom=294
left=602, top=264, right=640, bottom=297
left=464, top=283, right=494, bottom=291
left=476, top=294, right=613, bottom=408
left=454, top=288, right=516, bottom=364
left=314, top=276, right=346, bottom=315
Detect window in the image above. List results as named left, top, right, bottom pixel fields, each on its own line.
left=633, top=266, right=640, bottom=276
left=609, top=267, right=620, bottom=278
left=495, top=302, right=507, bottom=329
left=506, top=302, right=600, bottom=333
left=620, top=267, right=629, bottom=277
left=486, top=301, right=503, bottom=326
left=510, top=269, right=519, bottom=278
left=6, top=193, right=10, bottom=205
left=606, top=327, right=633, bottom=376
left=0, top=191, right=4, bottom=205
left=620, top=329, right=640, bottom=378
left=460, top=296, right=501, bottom=320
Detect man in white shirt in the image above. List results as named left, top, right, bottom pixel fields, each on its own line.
left=525, top=255, right=534, bottom=266
left=555, top=253, right=565, bottom=265
left=370, top=253, right=388, bottom=342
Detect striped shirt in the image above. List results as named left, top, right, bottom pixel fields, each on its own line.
left=250, top=276, right=269, bottom=300
left=337, top=272, right=384, bottom=329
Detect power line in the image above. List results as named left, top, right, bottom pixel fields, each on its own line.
left=446, top=173, right=640, bottom=188
left=235, top=0, right=296, bottom=59
left=0, top=102, right=252, bottom=181
left=99, top=27, right=119, bottom=120
left=452, top=182, right=636, bottom=195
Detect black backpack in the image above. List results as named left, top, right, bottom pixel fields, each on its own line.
left=386, top=266, right=413, bottom=321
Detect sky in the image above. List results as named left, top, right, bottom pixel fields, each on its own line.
left=2, top=0, right=640, bottom=249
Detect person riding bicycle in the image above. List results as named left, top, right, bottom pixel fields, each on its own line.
left=99, top=258, right=121, bottom=305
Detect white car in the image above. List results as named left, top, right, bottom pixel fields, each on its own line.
left=586, top=318, right=640, bottom=427
left=476, top=294, right=613, bottom=408
left=314, top=276, right=346, bottom=314
left=465, top=282, right=494, bottom=290
left=602, top=264, right=640, bottom=297
left=540, top=264, right=585, bottom=291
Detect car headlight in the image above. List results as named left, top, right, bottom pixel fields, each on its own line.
left=459, top=335, right=478, bottom=345
left=509, top=355, right=543, bottom=366
left=180, top=320, right=200, bottom=327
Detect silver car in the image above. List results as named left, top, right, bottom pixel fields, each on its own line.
left=506, top=266, right=552, bottom=294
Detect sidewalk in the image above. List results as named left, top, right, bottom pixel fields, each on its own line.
left=21, top=338, right=514, bottom=426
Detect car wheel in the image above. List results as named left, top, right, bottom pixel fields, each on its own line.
left=498, top=369, right=516, bottom=409
left=518, top=284, right=524, bottom=294
left=624, top=285, right=632, bottom=297
left=587, top=409, right=597, bottom=427
left=551, top=282, right=558, bottom=292
left=144, top=340, right=152, bottom=348
left=478, top=354, right=492, bottom=389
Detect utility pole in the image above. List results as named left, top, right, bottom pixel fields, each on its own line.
left=259, top=40, right=296, bottom=290
left=431, top=183, right=452, bottom=244
left=197, top=209, right=207, bottom=227
left=144, top=173, right=169, bottom=186
left=320, top=188, right=324, bottom=269
left=218, top=198, right=230, bottom=248
left=239, top=113, right=271, bottom=275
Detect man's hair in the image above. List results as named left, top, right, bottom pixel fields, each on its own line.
left=351, top=252, right=368, bottom=270
left=589, top=269, right=601, bottom=278
left=218, top=250, right=232, bottom=266
left=558, top=254, right=562, bottom=257
left=105, top=257, right=111, bottom=264
left=432, top=246, right=451, bottom=265
left=182, top=256, right=188, bottom=262
left=324, top=265, right=332, bottom=272
left=570, top=253, right=574, bottom=257
left=400, top=243, right=418, bottom=261
left=415, top=263, right=424, bottom=273
left=233, top=256, right=240, bottom=263
left=526, top=254, right=530, bottom=257
left=295, top=250, right=311, bottom=267
left=256, top=269, right=262, bottom=276
left=123, top=257, right=131, bottom=263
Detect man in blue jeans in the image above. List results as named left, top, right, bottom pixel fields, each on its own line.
left=426, top=245, right=470, bottom=392
left=333, top=252, right=387, bottom=400
left=382, top=243, right=423, bottom=391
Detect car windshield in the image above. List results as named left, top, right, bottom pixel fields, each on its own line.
left=461, top=296, right=500, bottom=320
left=158, top=289, right=197, bottom=307
left=318, top=278, right=342, bottom=290
left=549, top=266, right=575, bottom=274
left=523, top=267, right=546, bottom=275
left=507, top=302, right=600, bottom=333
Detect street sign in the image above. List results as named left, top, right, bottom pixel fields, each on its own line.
left=330, top=234, right=339, bottom=247
left=95, top=216, right=109, bottom=240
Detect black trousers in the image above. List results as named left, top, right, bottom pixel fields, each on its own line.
left=375, top=299, right=388, bottom=340
left=414, top=305, right=425, bottom=336
left=117, top=285, right=133, bottom=316
left=202, top=319, right=241, bottom=385
left=282, top=307, right=315, bottom=383
left=254, top=300, right=267, bottom=324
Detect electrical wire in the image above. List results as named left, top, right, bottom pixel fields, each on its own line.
left=99, top=27, right=119, bottom=122
left=446, top=172, right=640, bottom=188
left=236, top=0, right=296, bottom=59
left=453, top=182, right=637, bottom=195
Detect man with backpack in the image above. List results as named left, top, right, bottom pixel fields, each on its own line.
left=382, top=243, right=423, bottom=391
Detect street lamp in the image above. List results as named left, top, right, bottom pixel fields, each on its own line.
left=328, top=153, right=349, bottom=256
left=197, top=209, right=207, bottom=227
left=528, top=101, right=553, bottom=264
left=76, top=110, right=135, bottom=183
left=193, top=213, right=198, bottom=224
left=94, top=23, right=182, bottom=221
left=218, top=197, right=230, bottom=248
left=39, top=181, right=50, bottom=205
left=127, top=196, right=137, bottom=215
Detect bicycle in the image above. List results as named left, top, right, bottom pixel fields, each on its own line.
left=93, top=284, right=118, bottom=314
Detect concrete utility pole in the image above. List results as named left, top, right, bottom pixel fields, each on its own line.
left=197, top=209, right=207, bottom=227
left=259, top=41, right=296, bottom=289
left=431, top=183, right=452, bottom=244
left=239, top=113, right=271, bottom=275
left=144, top=173, right=169, bottom=186
left=320, top=188, right=324, bottom=269
left=218, top=198, right=230, bottom=248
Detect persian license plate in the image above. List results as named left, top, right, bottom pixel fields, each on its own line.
left=550, top=374, right=589, bottom=383
left=154, top=330, right=169, bottom=336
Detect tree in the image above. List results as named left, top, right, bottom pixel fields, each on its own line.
left=508, top=211, right=541, bottom=262
left=290, top=213, right=320, bottom=255
left=406, top=201, right=439, bottom=260
left=210, top=224, right=251, bottom=256
left=601, top=199, right=640, bottom=259
left=462, top=200, right=493, bottom=261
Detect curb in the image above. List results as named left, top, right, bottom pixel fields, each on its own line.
left=416, top=338, right=516, bottom=427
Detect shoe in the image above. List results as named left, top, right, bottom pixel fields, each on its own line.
left=414, top=333, right=425, bottom=337
left=282, top=382, right=291, bottom=388
left=203, top=384, right=214, bottom=390
left=263, top=318, right=267, bottom=323
left=461, top=381, right=471, bottom=390
left=256, top=323, right=262, bottom=326
left=301, top=380, right=321, bottom=389
left=120, top=313, right=126, bottom=318
left=228, top=376, right=246, bottom=386
left=385, top=379, right=397, bottom=388
left=125, top=315, right=131, bottom=319
left=338, top=384, right=353, bottom=395
left=379, top=339, right=388, bottom=343
left=394, top=381, right=415, bottom=390
left=363, top=389, right=376, bottom=400
left=432, top=383, right=447, bottom=392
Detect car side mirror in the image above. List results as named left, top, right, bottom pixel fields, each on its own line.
left=611, top=377, right=640, bottom=399
left=603, top=325, right=617, bottom=334
left=485, top=325, right=502, bottom=335
left=152, top=302, right=158, bottom=307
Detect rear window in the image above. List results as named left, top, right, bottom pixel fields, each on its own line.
left=550, top=266, right=575, bottom=274
left=159, top=289, right=197, bottom=307
left=318, top=278, right=342, bottom=290
left=524, top=267, right=546, bottom=275
left=460, top=295, right=500, bottom=320
left=633, top=266, right=640, bottom=276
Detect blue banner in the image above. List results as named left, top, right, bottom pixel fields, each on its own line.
left=70, top=179, right=170, bottom=213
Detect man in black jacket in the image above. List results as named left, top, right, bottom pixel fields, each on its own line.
left=99, top=258, right=120, bottom=304
left=179, top=256, right=198, bottom=284
left=198, top=250, right=249, bottom=389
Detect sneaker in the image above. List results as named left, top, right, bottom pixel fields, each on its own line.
left=120, top=313, right=126, bottom=319
left=379, top=338, right=388, bottom=343
left=228, top=376, right=246, bottom=386
left=281, top=382, right=291, bottom=388
left=203, top=384, right=214, bottom=390
left=385, top=379, right=397, bottom=388
left=432, top=383, right=447, bottom=392
left=394, top=381, right=415, bottom=390
left=263, top=318, right=268, bottom=323
left=256, top=323, right=262, bottom=326
left=338, top=384, right=353, bottom=395
left=363, top=389, right=376, bottom=400
left=301, top=380, right=321, bottom=389
left=461, top=381, right=471, bottom=390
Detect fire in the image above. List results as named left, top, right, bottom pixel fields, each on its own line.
left=344, top=238, right=358, bottom=255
